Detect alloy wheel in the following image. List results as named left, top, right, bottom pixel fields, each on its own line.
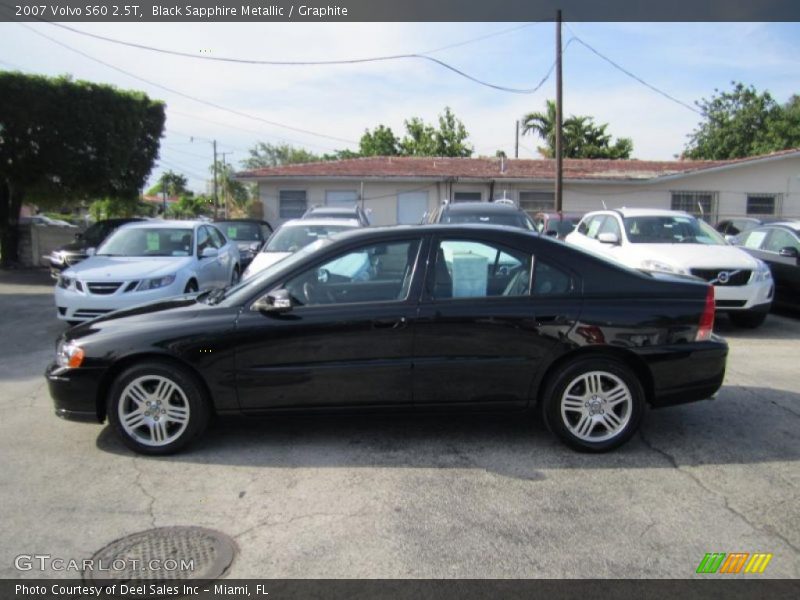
left=560, top=370, right=633, bottom=442
left=117, top=375, right=191, bottom=447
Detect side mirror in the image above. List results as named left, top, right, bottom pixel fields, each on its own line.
left=317, top=268, right=330, bottom=283
left=251, top=289, right=293, bottom=314
left=200, top=247, right=219, bottom=259
left=86, top=247, right=96, bottom=256
left=778, top=246, right=799, bottom=259
left=248, top=242, right=262, bottom=253
left=597, top=232, right=620, bottom=245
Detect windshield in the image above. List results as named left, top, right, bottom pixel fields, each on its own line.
left=217, top=239, right=332, bottom=305
left=217, top=221, right=263, bottom=242
left=96, top=228, right=194, bottom=257
left=265, top=224, right=353, bottom=252
left=623, top=216, right=726, bottom=245
left=546, top=218, right=580, bottom=236
left=442, top=212, right=534, bottom=230
left=82, top=221, right=118, bottom=246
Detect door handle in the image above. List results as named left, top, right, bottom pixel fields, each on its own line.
left=372, top=317, right=407, bottom=330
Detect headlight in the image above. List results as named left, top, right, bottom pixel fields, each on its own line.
left=50, top=251, right=65, bottom=265
left=640, top=259, right=689, bottom=276
left=56, top=340, right=85, bottom=369
left=136, top=275, right=176, bottom=291
left=753, top=260, right=772, bottom=282
left=57, top=275, right=73, bottom=289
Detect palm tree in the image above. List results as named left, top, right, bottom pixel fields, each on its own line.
left=521, top=100, right=558, bottom=158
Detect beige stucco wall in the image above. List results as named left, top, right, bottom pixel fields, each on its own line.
left=255, top=156, right=800, bottom=227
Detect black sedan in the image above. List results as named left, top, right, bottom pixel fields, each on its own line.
left=46, top=225, right=727, bottom=455
left=732, top=222, right=800, bottom=309
left=48, top=218, right=145, bottom=277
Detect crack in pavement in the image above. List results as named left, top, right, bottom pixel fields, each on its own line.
left=131, top=457, right=158, bottom=529
left=638, top=430, right=800, bottom=561
left=234, top=507, right=374, bottom=541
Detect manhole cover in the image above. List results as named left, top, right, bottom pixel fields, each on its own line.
left=84, top=526, right=237, bottom=585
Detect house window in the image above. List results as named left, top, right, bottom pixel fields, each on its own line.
left=325, top=190, right=358, bottom=207
left=519, top=191, right=555, bottom=214
left=279, top=190, right=307, bottom=219
left=397, top=191, right=429, bottom=224
left=670, top=191, right=716, bottom=221
left=453, top=191, right=482, bottom=203
left=746, top=194, right=778, bottom=216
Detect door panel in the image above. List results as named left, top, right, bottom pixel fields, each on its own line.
left=234, top=237, right=426, bottom=411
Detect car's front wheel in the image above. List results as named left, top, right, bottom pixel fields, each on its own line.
left=542, top=358, right=644, bottom=452
left=107, top=361, right=210, bottom=455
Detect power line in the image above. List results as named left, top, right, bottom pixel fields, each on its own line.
left=420, top=22, right=546, bottom=55
left=41, top=20, right=553, bottom=94
left=7, top=20, right=361, bottom=145
left=565, top=27, right=700, bottom=115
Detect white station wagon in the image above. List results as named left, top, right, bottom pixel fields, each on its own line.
left=55, top=220, right=240, bottom=324
left=565, top=208, right=774, bottom=328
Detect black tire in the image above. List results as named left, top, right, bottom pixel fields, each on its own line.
left=541, top=357, right=644, bottom=453
left=728, top=310, right=767, bottom=328
left=184, top=279, right=198, bottom=294
left=231, top=265, right=240, bottom=285
left=107, top=361, right=210, bottom=455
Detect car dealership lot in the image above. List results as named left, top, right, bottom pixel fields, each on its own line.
left=0, top=269, right=797, bottom=579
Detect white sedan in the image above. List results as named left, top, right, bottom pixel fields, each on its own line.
left=565, top=208, right=774, bottom=327
left=55, top=220, right=240, bottom=324
left=242, top=218, right=362, bottom=280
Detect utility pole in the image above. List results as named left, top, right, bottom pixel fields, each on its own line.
left=212, top=139, right=218, bottom=220
left=514, top=120, right=520, bottom=159
left=555, top=9, right=564, bottom=213
left=161, top=173, right=167, bottom=217
left=219, top=151, right=234, bottom=219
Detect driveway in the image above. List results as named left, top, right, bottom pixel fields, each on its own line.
left=0, top=269, right=798, bottom=579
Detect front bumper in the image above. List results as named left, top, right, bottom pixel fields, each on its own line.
left=54, top=279, right=185, bottom=322
left=714, top=278, right=773, bottom=311
left=632, top=336, right=728, bottom=408
left=46, top=362, right=106, bottom=422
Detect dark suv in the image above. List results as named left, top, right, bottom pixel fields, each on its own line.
left=424, top=201, right=536, bottom=230
left=48, top=218, right=145, bottom=278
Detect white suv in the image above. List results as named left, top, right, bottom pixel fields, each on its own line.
left=565, top=208, right=774, bottom=328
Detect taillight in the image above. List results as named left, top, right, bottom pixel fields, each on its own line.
left=696, top=285, right=715, bottom=341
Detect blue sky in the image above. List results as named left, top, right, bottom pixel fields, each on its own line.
left=1, top=21, right=799, bottom=192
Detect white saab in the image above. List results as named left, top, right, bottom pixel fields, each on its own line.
left=565, top=208, right=773, bottom=328
left=55, top=220, right=240, bottom=324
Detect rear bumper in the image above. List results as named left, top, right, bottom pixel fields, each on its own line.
left=631, top=336, right=728, bottom=408
left=45, top=362, right=105, bottom=423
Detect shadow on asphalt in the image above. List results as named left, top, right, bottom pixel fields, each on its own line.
left=95, top=385, right=800, bottom=477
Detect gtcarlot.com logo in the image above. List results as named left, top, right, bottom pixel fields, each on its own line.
left=696, top=552, right=773, bottom=574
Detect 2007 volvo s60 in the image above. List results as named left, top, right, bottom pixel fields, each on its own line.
left=46, top=225, right=727, bottom=455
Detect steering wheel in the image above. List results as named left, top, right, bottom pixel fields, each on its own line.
left=303, top=282, right=336, bottom=304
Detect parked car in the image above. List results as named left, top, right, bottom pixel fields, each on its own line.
left=47, top=224, right=727, bottom=455
left=424, top=201, right=536, bottom=230
left=242, top=218, right=362, bottom=280
left=565, top=208, right=774, bottom=327
left=48, top=218, right=146, bottom=278
left=732, top=222, right=800, bottom=309
left=303, top=205, right=371, bottom=226
left=213, top=219, right=273, bottom=270
left=54, top=220, right=240, bottom=324
left=533, top=212, right=584, bottom=239
left=21, top=215, right=77, bottom=228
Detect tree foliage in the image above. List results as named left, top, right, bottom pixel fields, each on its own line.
left=214, top=160, right=251, bottom=214
left=684, top=82, right=800, bottom=159
left=0, top=71, right=165, bottom=265
left=241, top=143, right=321, bottom=169
left=522, top=100, right=633, bottom=159
left=358, top=124, right=400, bottom=156
left=146, top=170, right=189, bottom=196
left=398, top=108, right=473, bottom=157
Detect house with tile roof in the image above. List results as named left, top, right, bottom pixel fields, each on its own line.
left=236, top=149, right=800, bottom=227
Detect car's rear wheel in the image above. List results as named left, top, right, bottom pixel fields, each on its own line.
left=728, top=309, right=767, bottom=328
left=542, top=358, right=644, bottom=452
left=107, top=361, right=210, bottom=455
